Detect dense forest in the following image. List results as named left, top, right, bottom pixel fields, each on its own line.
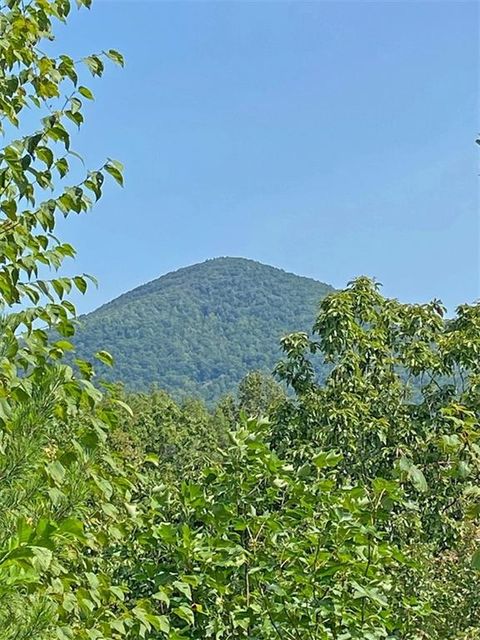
left=72, top=257, right=333, bottom=403
left=1, top=2, right=479, bottom=640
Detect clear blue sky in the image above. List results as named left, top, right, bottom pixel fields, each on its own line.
left=54, top=0, right=478, bottom=315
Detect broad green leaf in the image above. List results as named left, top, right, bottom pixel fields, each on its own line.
left=95, top=350, right=114, bottom=366
left=472, top=549, right=480, bottom=570
left=78, top=86, right=94, bottom=100
left=106, top=49, right=125, bottom=67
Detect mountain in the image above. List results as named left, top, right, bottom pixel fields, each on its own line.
left=73, top=257, right=334, bottom=403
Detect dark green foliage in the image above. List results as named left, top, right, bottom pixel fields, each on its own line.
left=72, top=257, right=333, bottom=403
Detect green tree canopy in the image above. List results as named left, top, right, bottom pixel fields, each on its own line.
left=0, top=2, right=139, bottom=638
left=115, top=279, right=480, bottom=639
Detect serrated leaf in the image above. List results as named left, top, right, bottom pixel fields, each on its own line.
left=36, top=146, right=54, bottom=167
left=173, top=580, right=192, bottom=600
left=409, top=465, right=428, bottom=493
left=57, top=518, right=85, bottom=538
left=173, top=605, right=194, bottom=625
left=112, top=399, right=133, bottom=417
left=153, top=589, right=170, bottom=606
left=106, top=49, right=124, bottom=67
left=73, top=276, right=87, bottom=294
left=104, top=161, right=124, bottom=186
left=78, top=85, right=94, bottom=100
left=472, top=549, right=480, bottom=570
left=144, top=453, right=159, bottom=466
left=95, top=350, right=114, bottom=367
left=47, top=460, right=66, bottom=485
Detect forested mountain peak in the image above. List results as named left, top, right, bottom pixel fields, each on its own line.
left=73, top=257, right=334, bottom=402
left=90, top=257, right=329, bottom=309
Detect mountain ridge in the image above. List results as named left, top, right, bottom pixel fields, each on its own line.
left=82, top=257, right=329, bottom=315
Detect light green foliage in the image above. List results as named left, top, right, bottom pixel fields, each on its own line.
left=107, top=279, right=480, bottom=639
left=236, top=370, right=285, bottom=417
left=215, top=370, right=286, bottom=428
left=119, top=417, right=406, bottom=639
left=108, top=386, right=229, bottom=480
left=0, top=1, right=135, bottom=638
left=1, top=1, right=479, bottom=638
left=273, top=277, right=480, bottom=636
left=106, top=372, right=284, bottom=482
left=72, top=257, right=334, bottom=403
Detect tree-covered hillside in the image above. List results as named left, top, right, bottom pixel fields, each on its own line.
left=73, top=257, right=334, bottom=402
